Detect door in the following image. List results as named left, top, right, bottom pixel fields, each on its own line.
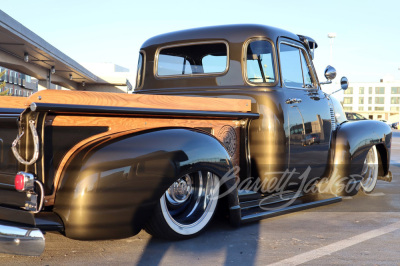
left=279, top=41, right=332, bottom=186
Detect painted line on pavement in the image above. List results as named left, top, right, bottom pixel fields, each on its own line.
left=268, top=220, right=400, bottom=266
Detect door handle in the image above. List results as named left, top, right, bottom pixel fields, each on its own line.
left=285, top=98, right=302, bottom=104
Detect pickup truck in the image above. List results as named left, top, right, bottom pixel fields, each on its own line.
left=0, top=24, right=392, bottom=256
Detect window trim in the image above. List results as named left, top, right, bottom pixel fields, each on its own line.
left=375, top=87, right=385, bottom=94
left=278, top=40, right=318, bottom=90
left=391, top=87, right=400, bottom=94
left=154, top=41, right=229, bottom=79
left=391, top=97, right=400, bottom=105
left=375, top=97, right=385, bottom=104
left=343, top=97, right=353, bottom=104
left=135, top=50, right=146, bottom=89
left=242, top=37, right=278, bottom=87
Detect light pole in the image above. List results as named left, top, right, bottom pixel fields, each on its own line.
left=328, top=33, right=336, bottom=65
left=398, top=67, right=400, bottom=125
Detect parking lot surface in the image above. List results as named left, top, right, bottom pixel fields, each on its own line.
left=1, top=130, right=400, bottom=265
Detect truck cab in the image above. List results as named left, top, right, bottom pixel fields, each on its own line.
left=135, top=24, right=361, bottom=188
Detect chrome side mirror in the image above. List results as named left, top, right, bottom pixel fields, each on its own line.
left=324, top=65, right=337, bottom=80
left=340, top=76, right=348, bottom=91
left=327, top=76, right=350, bottom=96
left=320, top=65, right=337, bottom=85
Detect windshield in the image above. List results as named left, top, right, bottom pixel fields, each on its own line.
left=354, top=113, right=367, bottom=120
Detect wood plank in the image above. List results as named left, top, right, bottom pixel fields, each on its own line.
left=27, top=90, right=252, bottom=113
left=52, top=115, right=241, bottom=130
left=45, top=115, right=242, bottom=206
left=0, top=96, right=28, bottom=109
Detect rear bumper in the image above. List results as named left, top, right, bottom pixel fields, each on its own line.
left=0, top=223, right=45, bottom=256
left=0, top=205, right=64, bottom=256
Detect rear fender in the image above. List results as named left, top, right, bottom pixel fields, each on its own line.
left=53, top=128, right=237, bottom=240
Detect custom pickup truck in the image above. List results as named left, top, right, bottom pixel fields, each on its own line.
left=0, top=24, right=392, bottom=256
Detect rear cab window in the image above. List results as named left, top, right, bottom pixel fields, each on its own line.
left=156, top=42, right=228, bottom=77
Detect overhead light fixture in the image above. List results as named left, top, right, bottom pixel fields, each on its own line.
left=327, top=33, right=337, bottom=38
left=24, top=52, right=29, bottom=63
left=82, top=81, right=85, bottom=87
left=69, top=74, right=73, bottom=80
left=51, top=66, right=56, bottom=74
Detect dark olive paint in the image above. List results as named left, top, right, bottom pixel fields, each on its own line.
left=53, top=128, right=236, bottom=240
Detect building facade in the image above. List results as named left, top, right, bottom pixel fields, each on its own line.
left=0, top=66, right=38, bottom=96
left=342, top=80, right=400, bottom=123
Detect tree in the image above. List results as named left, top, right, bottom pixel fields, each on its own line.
left=0, top=71, right=11, bottom=96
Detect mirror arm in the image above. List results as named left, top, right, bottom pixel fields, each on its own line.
left=327, top=88, right=342, bottom=96
left=320, top=80, right=332, bottom=85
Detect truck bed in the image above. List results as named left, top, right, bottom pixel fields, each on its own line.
left=0, top=90, right=256, bottom=208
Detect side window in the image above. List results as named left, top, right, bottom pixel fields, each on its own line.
left=280, top=44, right=303, bottom=87
left=300, top=51, right=313, bottom=88
left=280, top=43, right=315, bottom=88
left=246, top=40, right=275, bottom=83
left=135, top=52, right=144, bottom=89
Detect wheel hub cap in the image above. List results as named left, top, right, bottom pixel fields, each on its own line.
left=166, top=175, right=192, bottom=205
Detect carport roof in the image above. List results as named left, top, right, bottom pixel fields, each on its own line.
left=0, top=10, right=113, bottom=88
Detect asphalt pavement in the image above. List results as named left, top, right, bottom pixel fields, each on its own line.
left=1, top=130, right=400, bottom=265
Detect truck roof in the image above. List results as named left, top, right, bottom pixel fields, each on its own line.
left=141, top=24, right=300, bottom=49
left=137, top=24, right=317, bottom=92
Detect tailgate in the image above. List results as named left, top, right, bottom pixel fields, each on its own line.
left=0, top=107, right=25, bottom=209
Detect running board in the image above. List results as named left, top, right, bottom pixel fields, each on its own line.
left=378, top=171, right=392, bottom=182
left=239, top=193, right=342, bottom=224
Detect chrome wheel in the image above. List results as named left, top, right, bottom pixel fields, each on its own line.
left=160, top=171, right=219, bottom=236
left=360, top=146, right=378, bottom=193
left=165, top=174, right=193, bottom=205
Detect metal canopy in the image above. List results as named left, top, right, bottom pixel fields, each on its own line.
left=0, top=10, right=126, bottom=91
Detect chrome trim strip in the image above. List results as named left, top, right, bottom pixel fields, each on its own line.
left=0, top=223, right=45, bottom=256
left=0, top=114, right=22, bottom=117
left=29, top=102, right=260, bottom=119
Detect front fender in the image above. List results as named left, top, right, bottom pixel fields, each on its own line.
left=328, top=120, right=391, bottom=193
left=53, top=128, right=236, bottom=240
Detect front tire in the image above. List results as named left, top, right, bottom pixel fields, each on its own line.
left=145, top=171, right=219, bottom=240
left=360, top=145, right=378, bottom=193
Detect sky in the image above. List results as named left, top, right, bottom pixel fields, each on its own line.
left=2, top=0, right=400, bottom=94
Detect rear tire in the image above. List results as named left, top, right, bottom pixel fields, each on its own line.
left=145, top=171, right=219, bottom=240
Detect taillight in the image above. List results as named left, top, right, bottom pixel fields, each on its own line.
left=14, top=172, right=35, bottom=192
left=14, top=174, right=25, bottom=191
